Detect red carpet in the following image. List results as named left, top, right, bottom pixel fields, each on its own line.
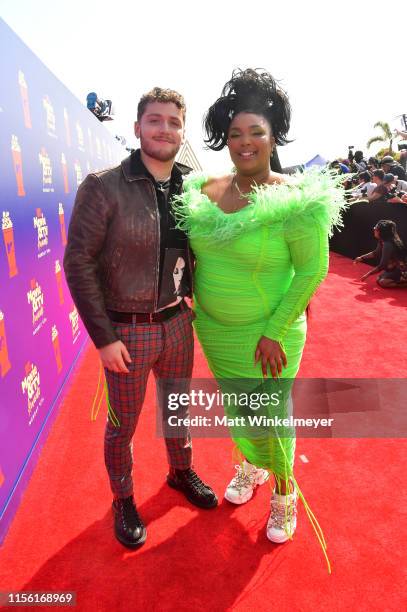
left=0, top=252, right=406, bottom=611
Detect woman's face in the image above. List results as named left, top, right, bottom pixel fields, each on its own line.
left=227, top=112, right=274, bottom=176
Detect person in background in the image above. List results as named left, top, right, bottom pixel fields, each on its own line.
left=354, top=220, right=407, bottom=287
left=380, top=155, right=407, bottom=181
left=349, top=170, right=376, bottom=199
left=353, top=150, right=368, bottom=171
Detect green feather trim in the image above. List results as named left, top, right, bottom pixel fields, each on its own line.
left=173, top=168, right=349, bottom=243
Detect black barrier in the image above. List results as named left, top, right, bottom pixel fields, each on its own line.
left=330, top=200, right=407, bottom=260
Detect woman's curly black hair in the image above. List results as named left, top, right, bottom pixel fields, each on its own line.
left=375, top=220, right=407, bottom=258
left=204, top=68, right=291, bottom=151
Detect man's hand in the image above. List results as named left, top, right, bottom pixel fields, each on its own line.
left=99, top=340, right=132, bottom=373
left=255, top=336, right=287, bottom=379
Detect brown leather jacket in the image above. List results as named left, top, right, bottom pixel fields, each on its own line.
left=63, top=151, right=193, bottom=348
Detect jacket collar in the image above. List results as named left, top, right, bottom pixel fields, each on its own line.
left=121, top=149, right=191, bottom=183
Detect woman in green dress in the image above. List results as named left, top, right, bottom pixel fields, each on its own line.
left=174, top=69, right=346, bottom=561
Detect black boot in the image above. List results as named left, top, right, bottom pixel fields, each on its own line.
left=167, top=468, right=218, bottom=509
left=112, top=495, right=147, bottom=548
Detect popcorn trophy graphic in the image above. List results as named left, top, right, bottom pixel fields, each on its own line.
left=58, top=203, right=67, bottom=246
left=63, top=108, right=71, bottom=147
left=11, top=135, right=25, bottom=196
left=61, top=153, right=69, bottom=193
left=18, top=70, right=32, bottom=129
left=52, top=325, right=63, bottom=373
left=0, top=311, right=11, bottom=377
left=2, top=212, right=18, bottom=278
left=55, top=259, right=64, bottom=304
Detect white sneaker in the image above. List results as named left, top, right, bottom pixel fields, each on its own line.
left=224, top=461, right=269, bottom=505
left=266, top=489, right=298, bottom=543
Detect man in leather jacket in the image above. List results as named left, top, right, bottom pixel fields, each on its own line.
left=64, top=87, right=217, bottom=549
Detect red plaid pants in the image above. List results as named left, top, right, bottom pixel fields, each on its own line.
left=104, top=307, right=194, bottom=498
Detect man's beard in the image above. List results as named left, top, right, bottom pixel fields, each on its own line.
left=140, top=134, right=180, bottom=162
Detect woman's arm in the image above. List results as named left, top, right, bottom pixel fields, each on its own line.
left=355, top=243, right=382, bottom=262
left=263, top=213, right=329, bottom=343
left=360, top=242, right=393, bottom=280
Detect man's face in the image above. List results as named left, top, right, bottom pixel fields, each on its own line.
left=135, top=102, right=185, bottom=162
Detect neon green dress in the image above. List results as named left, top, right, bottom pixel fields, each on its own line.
left=174, top=170, right=347, bottom=479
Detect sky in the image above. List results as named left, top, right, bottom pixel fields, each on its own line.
left=1, top=0, right=406, bottom=172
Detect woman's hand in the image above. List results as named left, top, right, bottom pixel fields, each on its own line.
left=353, top=256, right=363, bottom=264
left=360, top=271, right=371, bottom=281
left=255, top=336, right=287, bottom=379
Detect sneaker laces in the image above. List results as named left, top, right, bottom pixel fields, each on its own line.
left=230, top=464, right=256, bottom=494
left=269, top=494, right=297, bottom=531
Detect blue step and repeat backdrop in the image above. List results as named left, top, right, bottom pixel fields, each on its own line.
left=0, top=18, right=125, bottom=542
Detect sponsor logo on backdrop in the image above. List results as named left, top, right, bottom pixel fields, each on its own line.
left=55, top=260, right=64, bottom=304
left=95, top=136, right=102, bottom=160
left=21, top=361, right=44, bottom=426
left=2, top=212, right=18, bottom=277
left=63, top=108, right=71, bottom=147
left=58, top=203, right=67, bottom=246
left=74, top=160, right=83, bottom=186
left=69, top=304, right=80, bottom=344
left=11, top=135, right=25, bottom=196
left=61, top=152, right=70, bottom=193
left=87, top=127, right=93, bottom=157
left=51, top=325, right=63, bottom=373
left=43, top=95, right=56, bottom=138
left=18, top=70, right=32, bottom=129
left=39, top=147, right=54, bottom=192
left=33, top=208, right=50, bottom=259
left=0, top=310, right=11, bottom=378
left=76, top=121, right=85, bottom=152
left=27, top=278, right=46, bottom=335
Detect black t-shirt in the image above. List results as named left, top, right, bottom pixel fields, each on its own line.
left=134, top=153, right=190, bottom=310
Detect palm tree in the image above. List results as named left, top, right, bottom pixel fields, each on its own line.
left=367, top=121, right=393, bottom=153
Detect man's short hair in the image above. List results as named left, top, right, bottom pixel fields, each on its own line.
left=373, top=169, right=385, bottom=180
left=383, top=173, right=396, bottom=184
left=137, top=87, right=186, bottom=121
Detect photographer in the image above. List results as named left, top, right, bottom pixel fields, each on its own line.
left=349, top=170, right=376, bottom=199
left=354, top=220, right=407, bottom=287
left=368, top=170, right=404, bottom=203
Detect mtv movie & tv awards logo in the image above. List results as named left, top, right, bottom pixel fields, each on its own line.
left=69, top=304, right=80, bottom=344
left=33, top=208, right=50, bottom=258
left=27, top=278, right=46, bottom=335
left=21, top=361, right=44, bottom=426
left=39, top=147, right=54, bottom=192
